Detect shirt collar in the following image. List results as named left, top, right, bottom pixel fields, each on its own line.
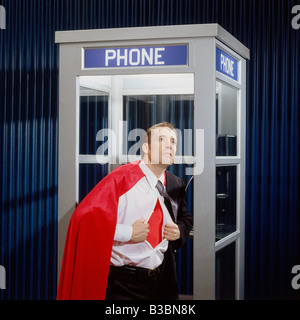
left=139, top=160, right=165, bottom=190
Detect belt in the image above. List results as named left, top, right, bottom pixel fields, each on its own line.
left=110, top=264, right=162, bottom=277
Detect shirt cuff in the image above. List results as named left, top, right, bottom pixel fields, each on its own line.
left=114, top=224, right=133, bottom=242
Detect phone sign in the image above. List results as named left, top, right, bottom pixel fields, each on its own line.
left=84, top=45, right=188, bottom=69
left=216, top=47, right=238, bottom=81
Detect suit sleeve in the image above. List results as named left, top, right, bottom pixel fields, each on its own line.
left=172, top=179, right=193, bottom=250
left=158, top=176, right=193, bottom=299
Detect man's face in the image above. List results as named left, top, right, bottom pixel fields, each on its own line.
left=146, top=127, right=177, bottom=166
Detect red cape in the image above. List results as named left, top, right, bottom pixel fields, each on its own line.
left=57, top=161, right=145, bottom=300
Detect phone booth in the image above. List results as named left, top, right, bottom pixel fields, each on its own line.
left=55, top=24, right=249, bottom=299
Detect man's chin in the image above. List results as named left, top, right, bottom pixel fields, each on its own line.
left=144, top=156, right=174, bottom=166
left=161, top=157, right=174, bottom=166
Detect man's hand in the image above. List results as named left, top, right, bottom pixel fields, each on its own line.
left=131, top=218, right=150, bottom=242
left=163, top=222, right=181, bottom=241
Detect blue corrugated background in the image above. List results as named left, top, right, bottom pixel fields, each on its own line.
left=0, top=0, right=299, bottom=299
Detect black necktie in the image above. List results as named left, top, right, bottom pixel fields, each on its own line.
left=156, top=180, right=178, bottom=222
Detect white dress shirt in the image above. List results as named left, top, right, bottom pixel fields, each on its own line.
left=110, top=161, right=173, bottom=269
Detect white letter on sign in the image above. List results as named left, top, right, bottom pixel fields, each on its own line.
left=155, top=48, right=165, bottom=65
left=221, top=54, right=234, bottom=77
left=105, top=50, right=116, bottom=66
left=129, top=49, right=140, bottom=66
left=117, top=49, right=128, bottom=66
left=142, top=48, right=153, bottom=65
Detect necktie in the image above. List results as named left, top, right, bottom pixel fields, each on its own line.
left=147, top=200, right=163, bottom=248
left=156, top=180, right=178, bottom=222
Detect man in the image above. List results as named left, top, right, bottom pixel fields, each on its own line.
left=57, top=122, right=193, bottom=300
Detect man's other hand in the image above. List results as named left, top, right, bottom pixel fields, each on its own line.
left=131, top=218, right=150, bottom=242
left=163, top=222, right=181, bottom=241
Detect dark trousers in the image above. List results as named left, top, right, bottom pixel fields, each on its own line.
left=105, top=265, right=162, bottom=300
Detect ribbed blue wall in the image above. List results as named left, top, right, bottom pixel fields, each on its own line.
left=0, top=0, right=299, bottom=299
left=0, top=0, right=59, bottom=299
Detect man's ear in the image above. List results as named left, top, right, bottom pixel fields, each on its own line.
left=142, top=143, right=150, bottom=164
left=142, top=142, right=149, bottom=155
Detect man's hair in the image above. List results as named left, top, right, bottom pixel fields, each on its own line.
left=141, top=122, right=177, bottom=157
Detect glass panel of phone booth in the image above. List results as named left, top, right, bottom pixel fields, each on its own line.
left=215, top=241, right=236, bottom=299
left=79, top=164, right=108, bottom=203
left=78, top=86, right=109, bottom=202
left=216, top=82, right=238, bottom=157
left=79, top=88, right=109, bottom=155
left=216, top=166, right=237, bottom=241
left=123, top=94, right=194, bottom=157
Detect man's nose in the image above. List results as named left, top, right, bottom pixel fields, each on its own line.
left=167, top=141, right=175, bottom=152
left=165, top=139, right=172, bottom=148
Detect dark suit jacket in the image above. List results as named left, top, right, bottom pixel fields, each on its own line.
left=157, top=170, right=193, bottom=300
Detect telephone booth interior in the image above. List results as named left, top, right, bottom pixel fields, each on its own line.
left=55, top=24, right=250, bottom=299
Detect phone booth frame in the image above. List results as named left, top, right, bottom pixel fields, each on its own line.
left=55, top=24, right=250, bottom=299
